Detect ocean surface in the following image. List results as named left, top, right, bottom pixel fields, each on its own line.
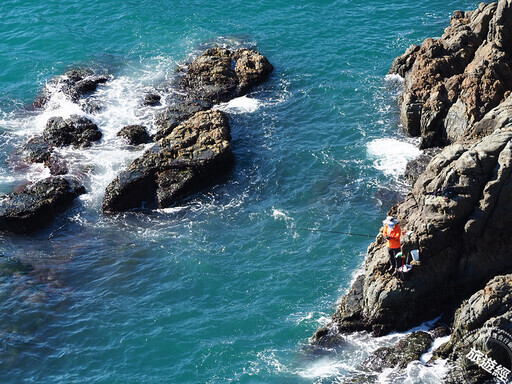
left=0, top=1, right=479, bottom=383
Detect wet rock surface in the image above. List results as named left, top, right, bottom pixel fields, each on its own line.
left=143, top=93, right=161, bottom=106
left=43, top=115, right=102, bottom=148
left=102, top=110, right=234, bottom=212
left=359, top=332, right=433, bottom=372
left=117, top=125, right=150, bottom=145
left=0, top=177, right=86, bottom=234
left=33, top=68, right=109, bottom=108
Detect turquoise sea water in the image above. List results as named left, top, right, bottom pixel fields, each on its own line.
left=0, top=1, right=479, bottom=383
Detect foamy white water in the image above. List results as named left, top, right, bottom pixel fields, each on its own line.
left=215, top=95, right=262, bottom=113
left=367, top=138, right=421, bottom=177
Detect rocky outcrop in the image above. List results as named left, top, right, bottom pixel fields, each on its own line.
left=19, top=114, right=100, bottom=176
left=117, top=125, right=150, bottom=145
left=359, top=332, right=433, bottom=372
left=312, top=0, right=512, bottom=344
left=0, top=177, right=85, bottom=234
left=323, top=127, right=512, bottom=338
left=33, top=68, right=109, bottom=109
left=153, top=99, right=209, bottom=140
left=143, top=93, right=161, bottom=106
left=430, top=274, right=512, bottom=383
left=179, top=47, right=273, bottom=104
left=102, top=110, right=233, bottom=212
left=102, top=47, right=273, bottom=212
left=43, top=115, right=102, bottom=148
left=390, top=1, right=512, bottom=148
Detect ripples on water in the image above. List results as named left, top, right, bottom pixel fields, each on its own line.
left=0, top=0, right=480, bottom=382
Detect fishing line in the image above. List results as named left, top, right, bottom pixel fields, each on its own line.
left=269, top=226, right=375, bottom=238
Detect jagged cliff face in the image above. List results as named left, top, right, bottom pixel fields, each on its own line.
left=321, top=0, right=512, bottom=338
left=390, top=0, right=512, bottom=149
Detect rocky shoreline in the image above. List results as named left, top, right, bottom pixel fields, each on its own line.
left=0, top=47, right=273, bottom=232
left=314, top=0, right=512, bottom=382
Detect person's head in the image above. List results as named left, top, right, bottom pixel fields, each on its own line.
left=383, top=216, right=398, bottom=229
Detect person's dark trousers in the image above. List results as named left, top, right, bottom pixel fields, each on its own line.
left=388, top=247, right=400, bottom=271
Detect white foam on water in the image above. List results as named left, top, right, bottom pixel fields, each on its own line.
left=214, top=95, right=262, bottom=114
left=420, top=334, right=451, bottom=364
left=378, top=359, right=449, bottom=384
left=0, top=56, right=184, bottom=211
left=384, top=73, right=405, bottom=83
left=367, top=138, right=421, bottom=177
left=272, top=208, right=292, bottom=221
left=297, top=358, right=354, bottom=379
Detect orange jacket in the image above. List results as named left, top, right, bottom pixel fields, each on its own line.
left=384, top=224, right=401, bottom=249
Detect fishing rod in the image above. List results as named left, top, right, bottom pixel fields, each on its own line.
left=269, top=226, right=375, bottom=238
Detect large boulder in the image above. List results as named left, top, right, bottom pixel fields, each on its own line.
left=179, top=47, right=273, bottom=104
left=438, top=274, right=512, bottom=383
left=153, top=99, right=209, bottom=140
left=325, top=126, right=512, bottom=336
left=0, top=177, right=86, bottom=233
left=43, top=115, right=102, bottom=148
left=21, top=136, right=68, bottom=175
left=359, top=331, right=433, bottom=372
left=102, top=110, right=234, bottom=212
left=390, top=1, right=512, bottom=148
left=117, top=125, right=150, bottom=145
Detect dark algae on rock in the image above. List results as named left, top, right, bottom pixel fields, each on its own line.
left=314, top=0, right=512, bottom=381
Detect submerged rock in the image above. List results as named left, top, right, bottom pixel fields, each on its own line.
left=21, top=136, right=68, bottom=175
left=43, top=115, right=102, bottom=148
left=102, top=110, right=234, bottom=212
left=0, top=177, right=86, bottom=234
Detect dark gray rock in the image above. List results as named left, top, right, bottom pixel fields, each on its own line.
left=33, top=68, right=109, bottom=108
left=179, top=47, right=273, bottom=104
left=21, top=136, right=69, bottom=175
left=310, top=324, right=344, bottom=348
left=43, top=115, right=102, bottom=148
left=359, top=332, right=433, bottom=372
left=143, top=93, right=161, bottom=106
left=117, top=125, right=150, bottom=145
left=441, top=275, right=512, bottom=383
left=153, top=99, right=209, bottom=140
left=102, top=110, right=234, bottom=212
left=22, top=136, right=52, bottom=164
left=0, top=177, right=85, bottom=233
left=403, top=148, right=441, bottom=185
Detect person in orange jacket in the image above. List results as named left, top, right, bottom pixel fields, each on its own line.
left=383, top=216, right=401, bottom=274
